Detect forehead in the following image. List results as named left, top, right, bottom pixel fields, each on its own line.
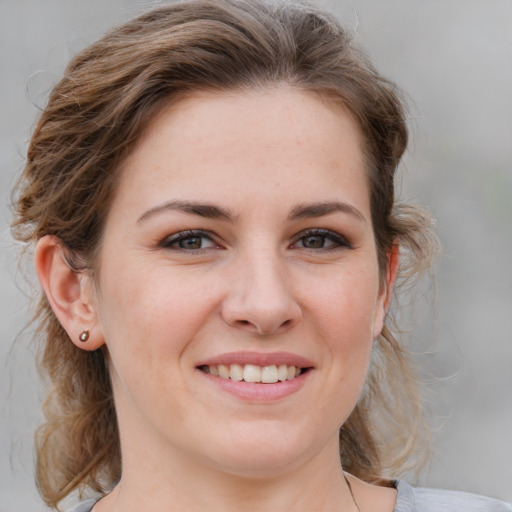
left=138, top=86, right=363, bottom=155
left=113, top=86, right=369, bottom=216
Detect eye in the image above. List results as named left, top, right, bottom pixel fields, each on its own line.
left=292, top=229, right=351, bottom=251
left=161, top=230, right=218, bottom=251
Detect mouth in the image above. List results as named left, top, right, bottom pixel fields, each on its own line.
left=196, top=352, right=313, bottom=400
left=197, top=363, right=309, bottom=383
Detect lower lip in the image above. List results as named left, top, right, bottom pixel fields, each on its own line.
left=198, top=370, right=310, bottom=402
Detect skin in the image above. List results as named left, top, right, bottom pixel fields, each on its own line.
left=36, top=86, right=398, bottom=511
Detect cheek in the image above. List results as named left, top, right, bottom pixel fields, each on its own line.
left=95, top=260, right=217, bottom=377
left=304, top=265, right=379, bottom=388
left=306, top=266, right=380, bottom=339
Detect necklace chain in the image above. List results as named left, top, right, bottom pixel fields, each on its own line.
left=94, top=475, right=362, bottom=511
left=344, top=475, right=361, bottom=512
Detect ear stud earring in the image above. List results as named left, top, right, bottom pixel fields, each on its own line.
left=79, top=330, right=90, bottom=343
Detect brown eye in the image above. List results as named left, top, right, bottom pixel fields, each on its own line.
left=178, top=236, right=203, bottom=249
left=162, top=230, right=217, bottom=250
left=293, top=229, right=351, bottom=251
left=301, top=235, right=327, bottom=248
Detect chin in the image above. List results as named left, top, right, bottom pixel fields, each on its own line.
left=200, top=423, right=320, bottom=478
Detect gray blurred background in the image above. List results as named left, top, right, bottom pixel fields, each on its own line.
left=1, top=0, right=511, bottom=510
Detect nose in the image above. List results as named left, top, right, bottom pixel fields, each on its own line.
left=220, top=250, right=302, bottom=336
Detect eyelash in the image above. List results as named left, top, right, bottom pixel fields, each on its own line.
left=160, top=228, right=351, bottom=253
left=291, top=228, right=352, bottom=251
left=160, top=230, right=219, bottom=251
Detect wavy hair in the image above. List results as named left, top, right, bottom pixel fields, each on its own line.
left=11, top=0, right=438, bottom=508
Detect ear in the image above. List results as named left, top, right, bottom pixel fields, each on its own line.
left=372, top=243, right=400, bottom=339
left=35, top=235, right=104, bottom=351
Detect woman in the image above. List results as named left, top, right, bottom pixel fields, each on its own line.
left=10, top=0, right=511, bottom=511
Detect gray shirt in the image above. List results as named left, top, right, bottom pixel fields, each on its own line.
left=68, top=480, right=512, bottom=511
left=394, top=480, right=512, bottom=511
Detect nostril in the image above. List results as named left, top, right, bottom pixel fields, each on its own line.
left=233, top=317, right=295, bottom=334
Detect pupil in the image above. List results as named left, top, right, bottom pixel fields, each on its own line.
left=304, top=235, right=324, bottom=248
left=180, top=237, right=201, bottom=249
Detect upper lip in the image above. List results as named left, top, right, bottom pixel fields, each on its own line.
left=196, top=351, right=315, bottom=368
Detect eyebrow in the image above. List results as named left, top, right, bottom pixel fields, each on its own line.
left=288, top=201, right=366, bottom=223
left=137, top=200, right=237, bottom=223
left=137, top=199, right=365, bottom=224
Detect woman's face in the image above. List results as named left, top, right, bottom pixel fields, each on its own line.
left=92, top=87, right=392, bottom=477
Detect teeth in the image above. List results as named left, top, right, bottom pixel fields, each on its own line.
left=218, top=364, right=230, bottom=379
left=243, top=364, right=261, bottom=383
left=203, top=363, right=304, bottom=383
left=277, top=364, right=288, bottom=381
left=229, top=363, right=243, bottom=381
left=261, top=365, right=278, bottom=383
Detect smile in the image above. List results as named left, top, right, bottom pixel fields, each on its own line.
left=198, top=364, right=305, bottom=383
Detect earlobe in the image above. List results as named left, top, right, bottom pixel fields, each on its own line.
left=35, top=235, right=104, bottom=350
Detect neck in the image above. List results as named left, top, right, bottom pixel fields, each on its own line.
left=95, top=436, right=358, bottom=512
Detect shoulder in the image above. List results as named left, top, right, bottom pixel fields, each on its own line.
left=395, top=480, right=512, bottom=512
left=65, top=483, right=512, bottom=512
left=66, top=498, right=97, bottom=512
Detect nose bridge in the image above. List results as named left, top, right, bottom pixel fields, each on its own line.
left=221, top=243, right=301, bottom=335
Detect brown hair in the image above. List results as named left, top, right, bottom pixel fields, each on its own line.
left=11, top=0, right=438, bottom=508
